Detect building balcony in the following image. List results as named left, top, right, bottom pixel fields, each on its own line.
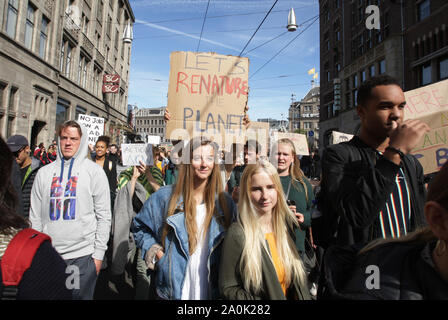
left=81, top=33, right=94, bottom=58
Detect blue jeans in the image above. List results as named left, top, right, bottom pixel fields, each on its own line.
left=65, top=254, right=98, bottom=300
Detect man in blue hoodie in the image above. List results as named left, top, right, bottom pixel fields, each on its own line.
left=30, top=120, right=112, bottom=300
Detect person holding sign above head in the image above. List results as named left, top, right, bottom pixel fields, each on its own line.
left=317, top=75, right=430, bottom=250
left=131, top=137, right=237, bottom=300
left=219, top=160, right=310, bottom=300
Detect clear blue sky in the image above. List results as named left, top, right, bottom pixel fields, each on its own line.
left=128, top=0, right=320, bottom=121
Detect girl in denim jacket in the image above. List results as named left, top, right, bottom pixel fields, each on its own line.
left=132, top=137, right=237, bottom=300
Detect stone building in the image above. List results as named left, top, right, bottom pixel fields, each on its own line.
left=0, top=0, right=134, bottom=147
left=134, top=107, right=167, bottom=144
left=318, top=0, right=448, bottom=150
left=288, top=82, right=320, bottom=151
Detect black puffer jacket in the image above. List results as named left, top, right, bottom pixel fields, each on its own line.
left=21, top=158, right=41, bottom=217
left=318, top=241, right=448, bottom=300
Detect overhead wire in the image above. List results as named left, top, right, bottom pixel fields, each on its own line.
left=131, top=4, right=317, bottom=26
left=238, top=0, right=279, bottom=57
left=249, top=15, right=320, bottom=80
left=196, top=0, right=211, bottom=52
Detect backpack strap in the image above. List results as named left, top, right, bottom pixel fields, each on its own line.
left=1, top=228, right=51, bottom=300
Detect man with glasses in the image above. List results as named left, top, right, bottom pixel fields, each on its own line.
left=7, top=134, right=42, bottom=217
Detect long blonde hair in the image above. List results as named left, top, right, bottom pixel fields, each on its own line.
left=162, top=137, right=229, bottom=255
left=237, top=160, right=307, bottom=294
left=270, top=138, right=309, bottom=201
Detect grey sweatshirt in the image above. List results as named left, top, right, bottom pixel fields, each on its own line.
left=30, top=122, right=111, bottom=260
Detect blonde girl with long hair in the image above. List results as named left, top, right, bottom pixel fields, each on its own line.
left=132, top=137, right=237, bottom=300
left=270, top=138, right=314, bottom=259
left=219, top=160, right=310, bottom=300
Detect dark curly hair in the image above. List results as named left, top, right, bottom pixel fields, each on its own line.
left=96, top=135, right=111, bottom=148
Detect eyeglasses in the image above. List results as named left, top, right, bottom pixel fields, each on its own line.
left=12, top=147, right=25, bottom=158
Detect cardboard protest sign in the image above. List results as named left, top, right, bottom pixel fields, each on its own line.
left=404, top=79, right=448, bottom=174
left=77, top=114, right=105, bottom=144
left=331, top=131, right=354, bottom=145
left=271, top=132, right=309, bottom=156
left=166, top=51, right=249, bottom=150
left=121, top=143, right=154, bottom=167
left=245, top=121, right=269, bottom=157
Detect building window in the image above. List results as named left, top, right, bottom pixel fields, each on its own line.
left=94, top=67, right=102, bottom=96
left=353, top=74, right=358, bottom=88
left=82, top=13, right=90, bottom=35
left=418, top=0, right=430, bottom=21
left=421, top=62, right=431, bottom=85
left=361, top=70, right=366, bottom=83
left=39, top=16, right=50, bottom=59
left=66, top=44, right=73, bottom=76
left=6, top=0, right=19, bottom=39
left=24, top=4, right=36, bottom=50
left=75, top=106, right=87, bottom=119
left=439, top=57, right=448, bottom=80
left=369, top=65, right=375, bottom=77
left=78, top=55, right=90, bottom=88
left=56, top=100, right=69, bottom=132
left=379, top=59, right=386, bottom=74
left=60, top=42, right=65, bottom=72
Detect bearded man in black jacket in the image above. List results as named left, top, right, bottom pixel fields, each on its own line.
left=318, top=75, right=430, bottom=247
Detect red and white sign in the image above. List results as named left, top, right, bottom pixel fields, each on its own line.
left=102, top=84, right=119, bottom=93
left=103, top=74, right=120, bottom=84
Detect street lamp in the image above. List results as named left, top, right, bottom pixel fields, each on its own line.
left=287, top=8, right=298, bottom=32
left=123, top=22, right=133, bottom=44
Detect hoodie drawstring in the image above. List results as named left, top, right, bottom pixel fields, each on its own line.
left=59, top=158, right=75, bottom=183
left=67, top=158, right=75, bottom=181
left=60, top=158, right=65, bottom=183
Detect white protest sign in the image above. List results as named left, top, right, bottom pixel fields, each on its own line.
left=271, top=132, right=310, bottom=156
left=147, top=135, right=161, bottom=145
left=121, top=143, right=154, bottom=166
left=77, top=114, right=105, bottom=144
left=331, top=131, right=354, bottom=145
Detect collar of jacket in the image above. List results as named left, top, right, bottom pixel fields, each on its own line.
left=165, top=195, right=229, bottom=258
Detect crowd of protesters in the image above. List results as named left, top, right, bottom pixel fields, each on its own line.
left=0, top=75, right=447, bottom=300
